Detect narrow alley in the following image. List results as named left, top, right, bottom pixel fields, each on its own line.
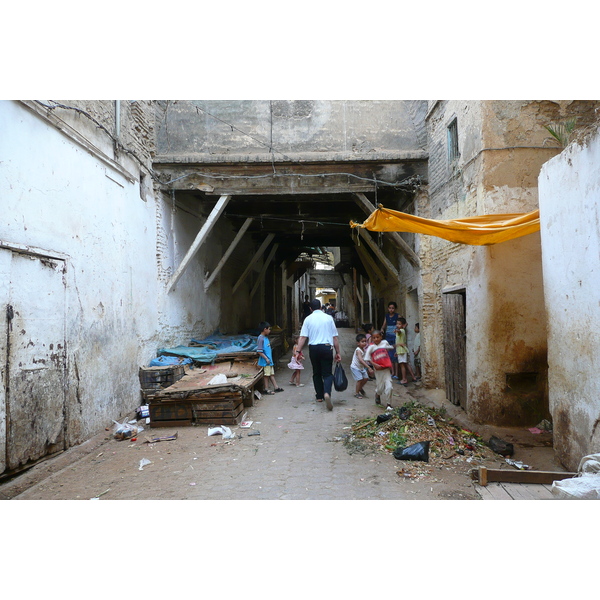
left=1, top=329, right=562, bottom=501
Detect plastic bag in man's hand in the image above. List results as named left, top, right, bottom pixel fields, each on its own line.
left=333, top=363, right=348, bottom=391
left=393, top=441, right=430, bottom=462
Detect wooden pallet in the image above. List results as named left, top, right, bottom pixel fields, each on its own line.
left=148, top=360, right=262, bottom=427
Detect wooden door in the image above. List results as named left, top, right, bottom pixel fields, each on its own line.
left=0, top=249, right=67, bottom=475
left=443, top=291, right=466, bottom=408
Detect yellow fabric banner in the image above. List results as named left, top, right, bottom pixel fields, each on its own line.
left=350, top=205, right=540, bottom=245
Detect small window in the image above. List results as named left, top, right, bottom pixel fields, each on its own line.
left=447, top=118, right=459, bottom=163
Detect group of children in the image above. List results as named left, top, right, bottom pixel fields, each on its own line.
left=353, top=320, right=421, bottom=407
left=257, top=319, right=421, bottom=408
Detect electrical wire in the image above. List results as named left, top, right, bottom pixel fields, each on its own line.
left=34, top=100, right=422, bottom=194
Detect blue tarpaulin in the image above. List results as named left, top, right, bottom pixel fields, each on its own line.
left=156, top=333, right=259, bottom=365
left=149, top=355, right=194, bottom=367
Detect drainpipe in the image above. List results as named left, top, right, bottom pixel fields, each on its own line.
left=115, top=100, right=121, bottom=139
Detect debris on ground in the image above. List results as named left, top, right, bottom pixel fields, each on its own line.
left=113, top=419, right=143, bottom=441
left=488, top=435, right=514, bottom=457
left=144, top=433, right=178, bottom=443
left=505, top=458, right=531, bottom=470
left=139, top=458, right=152, bottom=470
left=207, top=425, right=235, bottom=439
left=342, top=401, right=498, bottom=480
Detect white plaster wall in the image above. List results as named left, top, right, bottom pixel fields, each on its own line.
left=0, top=101, right=160, bottom=444
left=539, top=129, right=600, bottom=470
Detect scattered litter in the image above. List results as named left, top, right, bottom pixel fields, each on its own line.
left=528, top=427, right=543, bottom=434
left=190, top=482, right=196, bottom=486
left=112, top=419, right=143, bottom=441
left=136, top=405, right=150, bottom=419
left=90, top=488, right=110, bottom=500
left=277, top=417, right=284, bottom=420
left=240, top=420, right=253, bottom=428
left=505, top=458, right=531, bottom=470
left=393, top=441, right=430, bottom=462
left=144, top=432, right=178, bottom=443
left=376, top=413, right=393, bottom=424
left=208, top=373, right=228, bottom=385
left=344, top=401, right=496, bottom=479
left=248, top=430, right=260, bottom=436
left=579, top=453, right=600, bottom=473
left=488, top=436, right=514, bottom=457
left=552, top=453, right=600, bottom=499
left=427, top=416, right=435, bottom=426
left=536, top=419, right=553, bottom=432
left=139, top=458, right=152, bottom=471
left=208, top=425, right=235, bottom=439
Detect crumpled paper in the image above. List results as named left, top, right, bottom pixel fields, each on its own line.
left=207, top=425, right=235, bottom=439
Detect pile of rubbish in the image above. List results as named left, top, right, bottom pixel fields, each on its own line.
left=343, top=401, right=498, bottom=480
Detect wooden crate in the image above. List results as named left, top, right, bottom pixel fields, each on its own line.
left=149, top=402, right=193, bottom=427
left=148, top=360, right=262, bottom=427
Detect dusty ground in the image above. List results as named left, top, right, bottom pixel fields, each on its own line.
left=0, top=329, right=564, bottom=501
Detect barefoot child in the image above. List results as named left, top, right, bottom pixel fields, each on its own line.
left=351, top=334, right=374, bottom=398
left=287, top=336, right=305, bottom=387
left=257, top=321, right=283, bottom=394
left=364, top=330, right=394, bottom=406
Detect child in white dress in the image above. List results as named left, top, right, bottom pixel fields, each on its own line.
left=287, top=339, right=305, bottom=387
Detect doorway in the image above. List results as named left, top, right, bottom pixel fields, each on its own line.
left=0, top=248, right=67, bottom=475
left=442, top=288, right=466, bottom=408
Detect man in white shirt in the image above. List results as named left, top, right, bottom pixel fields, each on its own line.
left=296, top=299, right=341, bottom=411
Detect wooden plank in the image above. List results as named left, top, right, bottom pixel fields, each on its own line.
left=353, top=240, right=385, bottom=287
left=167, top=194, right=231, bottom=292
left=475, top=484, right=499, bottom=500
left=518, top=483, right=556, bottom=500
left=232, top=233, right=275, bottom=294
left=192, top=406, right=245, bottom=420
left=191, top=399, right=244, bottom=412
left=499, top=483, right=536, bottom=500
left=149, top=403, right=192, bottom=422
left=149, top=419, right=191, bottom=428
left=482, top=483, right=515, bottom=500
left=477, top=467, right=577, bottom=486
left=353, top=192, right=421, bottom=268
left=357, top=228, right=399, bottom=278
left=250, top=242, right=279, bottom=299
left=204, top=217, right=253, bottom=291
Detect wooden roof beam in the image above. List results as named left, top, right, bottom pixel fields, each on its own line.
left=353, top=192, right=420, bottom=268
left=167, top=194, right=231, bottom=292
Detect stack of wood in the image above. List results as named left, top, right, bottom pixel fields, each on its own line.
left=148, top=361, right=263, bottom=427
left=139, top=364, right=186, bottom=402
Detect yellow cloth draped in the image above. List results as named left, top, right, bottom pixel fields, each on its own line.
left=350, top=205, right=540, bottom=245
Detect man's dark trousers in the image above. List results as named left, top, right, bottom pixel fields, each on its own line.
left=309, top=343, right=334, bottom=400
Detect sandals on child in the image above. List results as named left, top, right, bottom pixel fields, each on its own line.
left=274, top=388, right=284, bottom=393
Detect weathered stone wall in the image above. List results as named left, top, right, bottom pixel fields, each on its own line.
left=539, top=124, right=600, bottom=470
left=155, top=100, right=428, bottom=160
left=0, top=100, right=258, bottom=474
left=421, top=100, right=593, bottom=425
